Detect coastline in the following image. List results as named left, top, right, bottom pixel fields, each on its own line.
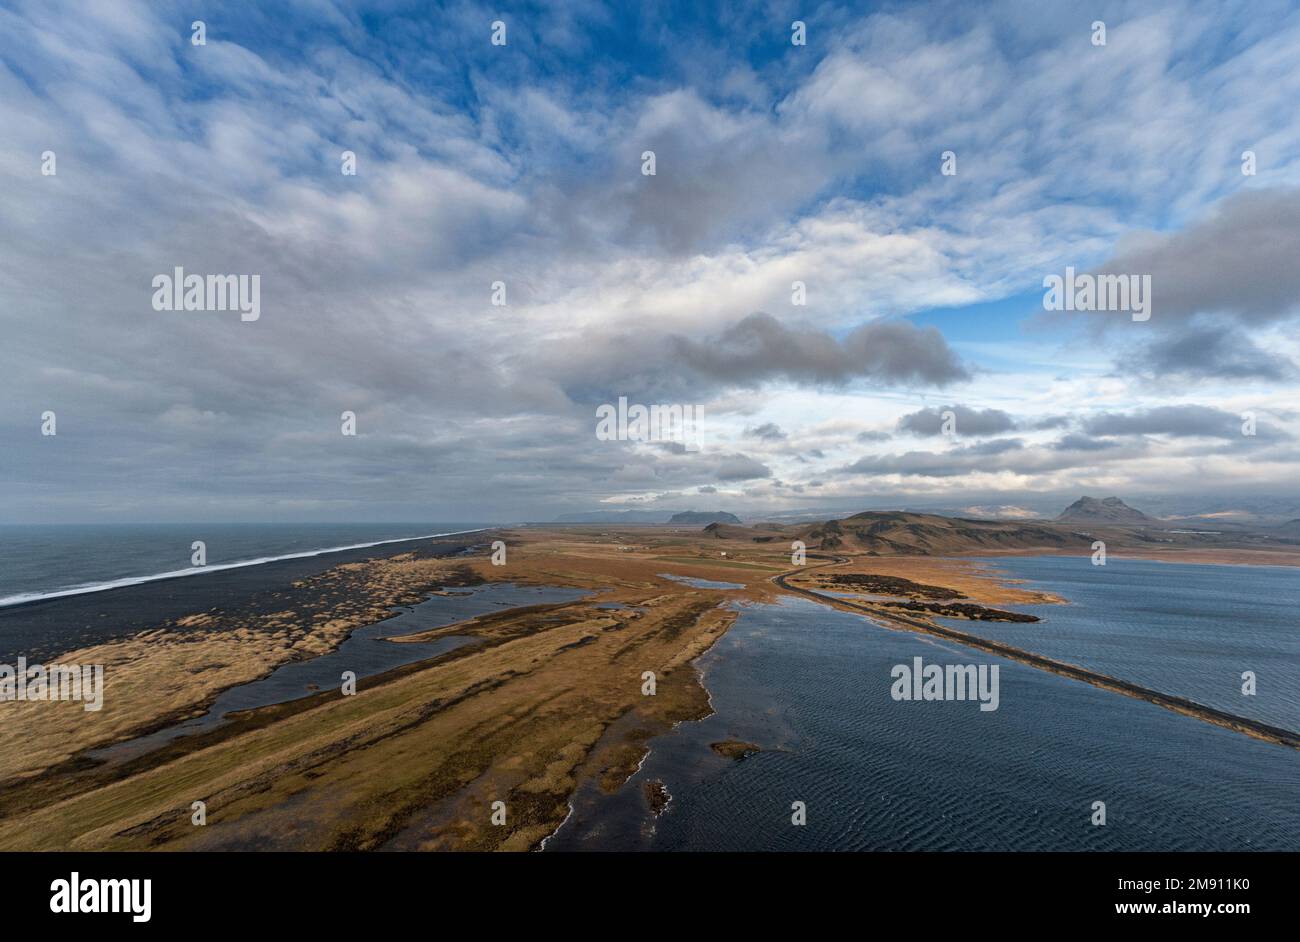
left=0, top=534, right=496, bottom=781
left=0, top=528, right=492, bottom=610
left=2, top=524, right=1296, bottom=851
left=0, top=527, right=742, bottom=850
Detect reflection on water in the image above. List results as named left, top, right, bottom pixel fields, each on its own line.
left=657, top=573, right=745, bottom=590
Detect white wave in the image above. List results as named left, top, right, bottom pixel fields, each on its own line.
left=0, top=528, right=489, bottom=609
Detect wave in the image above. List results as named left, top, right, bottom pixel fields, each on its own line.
left=0, top=528, right=489, bottom=609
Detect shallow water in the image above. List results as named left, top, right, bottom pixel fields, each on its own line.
left=656, top=573, right=745, bottom=590
left=546, top=592, right=1300, bottom=851
left=93, top=582, right=587, bottom=760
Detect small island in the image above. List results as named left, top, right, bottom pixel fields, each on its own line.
left=710, top=740, right=762, bottom=760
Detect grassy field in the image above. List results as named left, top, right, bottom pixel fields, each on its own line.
left=653, top=555, right=785, bottom=571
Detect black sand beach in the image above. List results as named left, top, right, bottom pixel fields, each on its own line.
left=0, top=533, right=496, bottom=662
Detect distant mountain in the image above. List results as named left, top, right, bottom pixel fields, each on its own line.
left=669, top=511, right=742, bottom=525
left=672, top=505, right=1295, bottom=556
left=1057, top=496, right=1153, bottom=524
left=554, top=510, right=667, bottom=523
left=795, top=511, right=1082, bottom=555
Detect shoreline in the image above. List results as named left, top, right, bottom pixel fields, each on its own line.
left=0, top=534, right=499, bottom=781
left=0, top=528, right=742, bottom=850
left=0, top=527, right=492, bottom=611
left=0, top=532, right=499, bottom=665
left=2, top=525, right=1295, bottom=851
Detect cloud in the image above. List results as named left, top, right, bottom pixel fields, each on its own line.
left=1079, top=405, right=1257, bottom=440
left=897, top=404, right=1016, bottom=437
left=2, top=1, right=1300, bottom=521
left=843, top=439, right=1024, bottom=478
left=1122, top=324, right=1298, bottom=380
left=1099, top=188, right=1300, bottom=326
left=1051, top=433, right=1124, bottom=452
left=713, top=453, right=773, bottom=481
left=745, top=422, right=787, bottom=440
left=670, top=313, right=969, bottom=388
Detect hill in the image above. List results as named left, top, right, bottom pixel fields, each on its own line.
left=796, top=511, right=1084, bottom=555
left=1057, top=496, right=1153, bottom=524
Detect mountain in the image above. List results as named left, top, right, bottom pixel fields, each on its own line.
left=669, top=511, right=742, bottom=525
left=1275, top=519, right=1300, bottom=538
left=795, top=511, right=1083, bottom=555
left=1056, top=496, right=1153, bottom=524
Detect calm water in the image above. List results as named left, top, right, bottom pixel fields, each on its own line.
left=547, top=590, right=1300, bottom=851
left=657, top=573, right=745, bottom=590
left=0, top=523, right=489, bottom=607
left=934, top=556, right=1300, bottom=732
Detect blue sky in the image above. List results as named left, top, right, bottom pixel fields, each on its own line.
left=2, top=0, right=1300, bottom=523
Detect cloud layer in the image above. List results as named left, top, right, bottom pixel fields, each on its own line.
left=2, top=0, right=1299, bottom=522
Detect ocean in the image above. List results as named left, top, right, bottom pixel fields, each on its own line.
left=0, top=522, right=489, bottom=607
left=0, top=523, right=491, bottom=662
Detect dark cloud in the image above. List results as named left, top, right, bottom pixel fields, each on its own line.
left=1122, top=324, right=1297, bottom=381
left=670, top=313, right=969, bottom=388
left=844, top=440, right=1026, bottom=478
left=840, top=438, right=1160, bottom=479
left=1080, top=405, right=1254, bottom=440
left=897, top=404, right=1016, bottom=437
left=1052, top=433, right=1123, bottom=452
left=1098, top=188, right=1300, bottom=326
left=746, top=422, right=787, bottom=440
left=713, top=453, right=773, bottom=481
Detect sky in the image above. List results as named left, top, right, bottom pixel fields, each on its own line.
left=2, top=0, right=1300, bottom=524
